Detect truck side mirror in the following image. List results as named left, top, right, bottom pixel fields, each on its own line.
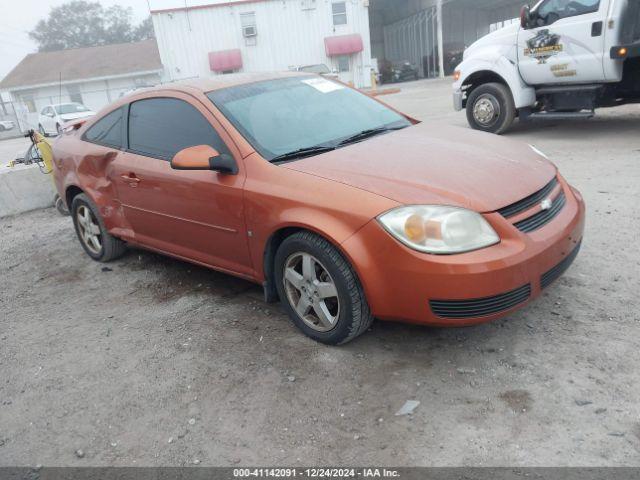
left=520, top=5, right=531, bottom=29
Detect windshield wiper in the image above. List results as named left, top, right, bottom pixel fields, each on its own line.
left=337, top=125, right=408, bottom=147
left=270, top=145, right=336, bottom=163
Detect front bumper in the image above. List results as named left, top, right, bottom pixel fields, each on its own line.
left=341, top=179, right=585, bottom=327
left=453, top=88, right=463, bottom=111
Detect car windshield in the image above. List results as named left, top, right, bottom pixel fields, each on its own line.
left=55, top=103, right=90, bottom=114
left=207, top=76, right=411, bottom=161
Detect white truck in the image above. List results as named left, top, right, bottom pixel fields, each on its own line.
left=453, top=0, right=640, bottom=134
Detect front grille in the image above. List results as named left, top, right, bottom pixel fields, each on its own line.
left=498, top=178, right=558, bottom=218
left=514, top=191, right=566, bottom=233
left=541, top=241, right=582, bottom=289
left=430, top=284, right=531, bottom=319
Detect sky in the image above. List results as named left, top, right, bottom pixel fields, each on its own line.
left=0, top=0, right=152, bottom=80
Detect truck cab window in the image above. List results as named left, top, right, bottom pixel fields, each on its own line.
left=536, top=0, right=600, bottom=26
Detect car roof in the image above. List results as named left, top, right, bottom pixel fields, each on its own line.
left=148, top=71, right=310, bottom=95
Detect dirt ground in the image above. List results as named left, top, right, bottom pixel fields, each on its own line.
left=0, top=79, right=639, bottom=467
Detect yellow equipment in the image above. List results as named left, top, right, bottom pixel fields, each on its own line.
left=8, top=129, right=68, bottom=215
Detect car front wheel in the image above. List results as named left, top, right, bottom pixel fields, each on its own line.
left=274, top=231, right=373, bottom=345
left=71, top=193, right=126, bottom=262
left=466, top=82, right=515, bottom=134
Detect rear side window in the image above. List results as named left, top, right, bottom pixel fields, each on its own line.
left=84, top=107, right=124, bottom=149
left=128, top=97, right=229, bottom=160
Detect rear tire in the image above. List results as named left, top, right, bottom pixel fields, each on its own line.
left=274, top=231, right=373, bottom=345
left=466, top=82, right=515, bottom=135
left=71, top=193, right=126, bottom=262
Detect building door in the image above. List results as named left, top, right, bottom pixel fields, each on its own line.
left=335, top=55, right=354, bottom=85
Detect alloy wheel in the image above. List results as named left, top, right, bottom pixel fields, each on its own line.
left=76, top=205, right=102, bottom=255
left=283, top=252, right=340, bottom=332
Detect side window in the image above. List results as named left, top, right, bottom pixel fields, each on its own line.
left=537, top=0, right=600, bottom=26
left=84, top=107, right=124, bottom=149
left=128, top=98, right=230, bottom=161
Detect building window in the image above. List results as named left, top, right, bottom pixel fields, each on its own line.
left=241, top=12, right=257, bottom=46
left=67, top=84, right=83, bottom=104
left=301, top=0, right=316, bottom=10
left=337, top=55, right=350, bottom=72
left=332, top=2, right=347, bottom=26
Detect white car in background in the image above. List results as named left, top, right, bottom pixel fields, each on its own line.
left=0, top=119, right=15, bottom=132
left=38, top=103, right=96, bottom=136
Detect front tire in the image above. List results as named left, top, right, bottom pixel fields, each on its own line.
left=274, top=232, right=373, bottom=345
left=71, top=193, right=126, bottom=262
left=466, top=82, right=515, bottom=135
left=56, top=123, right=62, bottom=135
left=38, top=124, right=47, bottom=137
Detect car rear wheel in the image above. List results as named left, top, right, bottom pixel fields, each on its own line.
left=466, top=82, right=515, bottom=135
left=274, top=231, right=373, bottom=345
left=71, top=193, right=126, bottom=262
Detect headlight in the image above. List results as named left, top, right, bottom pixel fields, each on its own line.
left=378, top=205, right=499, bottom=254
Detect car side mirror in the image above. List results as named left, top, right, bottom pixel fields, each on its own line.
left=170, top=145, right=238, bottom=175
left=520, top=5, right=531, bottom=29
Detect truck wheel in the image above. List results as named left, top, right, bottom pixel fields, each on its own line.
left=466, top=83, right=515, bottom=134
left=274, top=231, right=373, bottom=345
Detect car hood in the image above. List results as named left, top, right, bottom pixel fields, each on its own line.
left=59, top=111, right=95, bottom=121
left=283, top=123, right=557, bottom=212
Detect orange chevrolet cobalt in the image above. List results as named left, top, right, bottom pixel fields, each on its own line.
left=52, top=72, right=585, bottom=345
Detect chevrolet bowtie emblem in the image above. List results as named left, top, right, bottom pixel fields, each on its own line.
left=540, top=198, right=553, bottom=211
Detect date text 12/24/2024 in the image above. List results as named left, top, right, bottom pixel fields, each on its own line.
left=233, top=468, right=401, bottom=478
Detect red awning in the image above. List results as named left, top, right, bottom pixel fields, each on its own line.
left=208, top=49, right=242, bottom=72
left=324, top=34, right=364, bottom=57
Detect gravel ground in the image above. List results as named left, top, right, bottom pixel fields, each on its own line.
left=0, top=79, right=639, bottom=467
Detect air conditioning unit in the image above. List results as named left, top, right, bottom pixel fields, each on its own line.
left=243, top=25, right=257, bottom=37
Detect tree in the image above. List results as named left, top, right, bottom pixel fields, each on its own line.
left=29, top=0, right=154, bottom=52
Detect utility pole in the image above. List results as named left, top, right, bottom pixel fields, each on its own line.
left=436, top=0, right=445, bottom=79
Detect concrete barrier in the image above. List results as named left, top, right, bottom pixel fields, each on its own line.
left=0, top=165, right=55, bottom=218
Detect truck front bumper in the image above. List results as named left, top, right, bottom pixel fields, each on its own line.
left=453, top=88, right=463, bottom=111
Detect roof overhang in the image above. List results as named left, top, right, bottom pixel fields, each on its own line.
left=324, top=34, right=364, bottom=57
left=1, top=69, right=164, bottom=93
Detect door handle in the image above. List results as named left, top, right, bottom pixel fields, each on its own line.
left=121, top=173, right=141, bottom=187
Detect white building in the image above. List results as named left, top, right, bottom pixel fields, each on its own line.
left=150, top=0, right=375, bottom=88
left=0, top=39, right=163, bottom=131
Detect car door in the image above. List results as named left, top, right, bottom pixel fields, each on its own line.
left=110, top=93, right=253, bottom=278
left=518, top=0, right=607, bottom=85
